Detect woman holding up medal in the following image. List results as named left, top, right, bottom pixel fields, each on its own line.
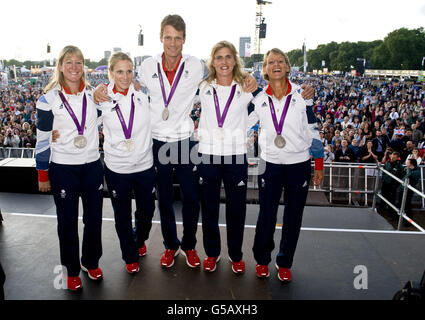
left=98, top=52, right=156, bottom=274
left=248, top=48, right=324, bottom=282
left=35, top=46, right=104, bottom=291
left=197, top=41, right=261, bottom=274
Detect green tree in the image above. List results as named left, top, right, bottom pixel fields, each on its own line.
left=286, top=49, right=303, bottom=68
left=5, top=59, right=23, bottom=67
left=371, top=28, right=425, bottom=69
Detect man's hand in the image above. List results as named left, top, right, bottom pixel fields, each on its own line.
left=39, top=180, right=51, bottom=193
left=301, top=84, right=314, bottom=100
left=313, top=169, right=323, bottom=187
left=243, top=74, right=258, bottom=93
left=93, top=83, right=109, bottom=104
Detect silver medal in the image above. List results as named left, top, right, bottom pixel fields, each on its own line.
left=123, top=139, right=135, bottom=152
left=74, top=135, right=87, bottom=149
left=162, top=108, right=169, bottom=121
left=214, top=128, right=225, bottom=141
left=274, top=135, right=286, bottom=149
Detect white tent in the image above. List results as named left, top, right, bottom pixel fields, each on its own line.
left=40, top=66, right=54, bottom=73
left=20, top=66, right=31, bottom=73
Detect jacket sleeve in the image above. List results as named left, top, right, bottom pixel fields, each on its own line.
left=35, top=93, right=54, bottom=181
left=306, top=104, right=324, bottom=170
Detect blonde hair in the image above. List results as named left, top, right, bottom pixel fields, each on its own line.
left=108, top=52, right=133, bottom=81
left=205, top=40, right=246, bottom=87
left=262, top=48, right=291, bottom=81
left=44, top=45, right=89, bottom=93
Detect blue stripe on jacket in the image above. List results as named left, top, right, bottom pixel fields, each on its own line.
left=36, top=108, right=54, bottom=131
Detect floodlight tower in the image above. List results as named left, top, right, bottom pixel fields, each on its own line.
left=254, top=0, right=272, bottom=54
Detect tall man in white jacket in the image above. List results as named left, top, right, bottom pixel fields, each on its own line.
left=137, top=15, right=206, bottom=268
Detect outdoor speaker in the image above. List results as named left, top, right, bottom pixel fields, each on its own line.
left=259, top=23, right=267, bottom=39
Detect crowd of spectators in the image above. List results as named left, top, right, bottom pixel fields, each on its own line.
left=301, top=75, right=425, bottom=166
left=0, top=73, right=108, bottom=155
left=0, top=82, right=42, bottom=150
left=2, top=73, right=425, bottom=168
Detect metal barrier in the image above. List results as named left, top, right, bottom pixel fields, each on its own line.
left=248, top=159, right=379, bottom=206
left=1, top=147, right=424, bottom=232
left=0, top=147, right=35, bottom=159
left=372, top=163, right=425, bottom=232
left=310, top=162, right=378, bottom=206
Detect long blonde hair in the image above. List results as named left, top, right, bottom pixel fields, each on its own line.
left=205, top=40, right=246, bottom=87
left=44, top=45, right=89, bottom=93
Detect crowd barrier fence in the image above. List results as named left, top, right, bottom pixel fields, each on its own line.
left=1, top=147, right=424, bottom=232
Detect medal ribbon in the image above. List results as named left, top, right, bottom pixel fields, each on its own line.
left=157, top=61, right=185, bottom=109
left=113, top=94, right=135, bottom=140
left=58, top=91, right=87, bottom=135
left=213, top=84, right=237, bottom=128
left=268, top=94, right=292, bottom=136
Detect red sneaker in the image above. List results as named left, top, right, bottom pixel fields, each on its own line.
left=138, top=244, right=147, bottom=257
left=67, top=276, right=82, bottom=291
left=255, top=264, right=269, bottom=278
left=81, top=265, right=103, bottom=281
left=203, top=256, right=220, bottom=272
left=160, top=249, right=180, bottom=268
left=125, top=262, right=140, bottom=274
left=182, top=249, right=201, bottom=268
left=229, top=258, right=245, bottom=274
left=276, top=264, right=292, bottom=282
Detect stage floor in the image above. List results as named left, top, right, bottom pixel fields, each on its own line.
left=0, top=192, right=424, bottom=300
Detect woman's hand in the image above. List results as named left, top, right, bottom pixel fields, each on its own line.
left=51, top=130, right=60, bottom=143
left=301, top=84, right=314, bottom=100
left=39, top=180, right=51, bottom=193
left=313, top=170, right=323, bottom=186
left=243, top=74, right=258, bottom=93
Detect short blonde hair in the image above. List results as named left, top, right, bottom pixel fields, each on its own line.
left=108, top=52, right=133, bottom=81
left=262, top=48, right=291, bottom=81
left=44, top=45, right=89, bottom=93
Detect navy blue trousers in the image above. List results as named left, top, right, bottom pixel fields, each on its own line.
left=253, top=159, right=311, bottom=268
left=198, top=154, right=248, bottom=262
left=152, top=138, right=200, bottom=251
left=104, top=166, right=156, bottom=264
left=49, top=159, right=104, bottom=277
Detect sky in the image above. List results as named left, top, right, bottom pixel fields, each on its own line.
left=1, top=0, right=424, bottom=63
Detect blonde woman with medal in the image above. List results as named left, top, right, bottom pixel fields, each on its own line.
left=98, top=52, right=156, bottom=274
left=35, top=46, right=104, bottom=291
left=248, top=48, right=324, bottom=282
left=196, top=41, right=262, bottom=274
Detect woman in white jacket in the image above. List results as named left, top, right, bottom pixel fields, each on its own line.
left=248, top=48, right=323, bottom=282
left=35, top=46, right=104, bottom=291
left=99, top=52, right=156, bottom=274
left=197, top=41, right=260, bottom=274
